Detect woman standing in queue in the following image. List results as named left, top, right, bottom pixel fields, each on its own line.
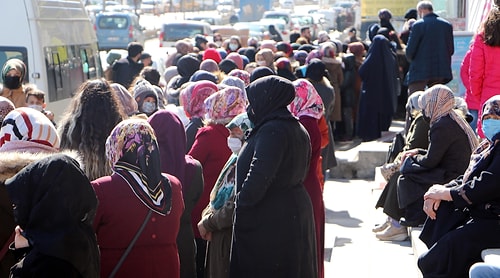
left=230, top=75, right=318, bottom=278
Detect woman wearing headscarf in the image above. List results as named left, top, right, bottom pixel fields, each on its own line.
left=189, top=86, right=246, bottom=278
left=417, top=95, right=500, bottom=277
left=197, top=112, right=253, bottom=278
left=58, top=78, right=126, bottom=181
left=219, top=76, right=245, bottom=94
left=148, top=110, right=204, bottom=278
left=0, top=107, right=64, bottom=277
left=92, top=118, right=184, bottom=277
left=320, top=43, right=344, bottom=126
left=180, top=80, right=218, bottom=152
left=110, top=83, right=138, bottom=117
left=289, top=78, right=325, bottom=278
left=5, top=154, right=99, bottom=278
left=228, top=69, right=251, bottom=86
left=397, top=84, right=479, bottom=227
left=275, top=57, right=297, bottom=81
left=255, top=48, right=276, bottom=72
left=166, top=55, right=201, bottom=105
left=357, top=34, right=399, bottom=141
left=249, top=66, right=275, bottom=83
left=0, top=59, right=26, bottom=108
left=230, top=75, right=317, bottom=278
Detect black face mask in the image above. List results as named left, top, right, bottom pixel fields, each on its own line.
left=3, top=75, right=21, bottom=89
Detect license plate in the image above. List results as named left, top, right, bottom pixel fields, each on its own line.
left=108, top=37, right=120, bottom=41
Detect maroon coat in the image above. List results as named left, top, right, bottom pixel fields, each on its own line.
left=299, top=116, right=325, bottom=278
left=188, top=123, right=232, bottom=238
left=92, top=173, right=184, bottom=278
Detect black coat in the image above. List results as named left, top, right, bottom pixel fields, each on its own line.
left=230, top=76, right=317, bottom=278
left=112, top=56, right=144, bottom=89
left=397, top=115, right=472, bottom=208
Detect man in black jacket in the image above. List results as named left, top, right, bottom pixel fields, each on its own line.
left=112, top=42, right=144, bottom=89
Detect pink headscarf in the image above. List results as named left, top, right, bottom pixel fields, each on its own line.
left=289, top=79, right=324, bottom=119
left=204, top=86, right=247, bottom=124
left=180, top=80, right=218, bottom=118
left=226, top=52, right=244, bottom=70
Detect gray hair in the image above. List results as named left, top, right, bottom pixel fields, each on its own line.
left=417, top=1, right=433, bottom=12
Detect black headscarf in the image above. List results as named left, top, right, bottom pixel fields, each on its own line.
left=5, top=154, right=100, bottom=278
left=174, top=55, right=200, bottom=89
left=219, top=59, right=238, bottom=74
left=305, top=58, right=327, bottom=82
left=249, top=67, right=275, bottom=83
left=246, top=75, right=296, bottom=127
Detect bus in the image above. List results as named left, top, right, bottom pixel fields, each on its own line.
left=0, top=0, right=103, bottom=122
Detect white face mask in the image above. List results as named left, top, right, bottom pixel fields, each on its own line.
left=229, top=43, right=238, bottom=51
left=256, top=60, right=267, bottom=66
left=227, top=137, right=242, bottom=154
left=28, top=104, right=43, bottom=112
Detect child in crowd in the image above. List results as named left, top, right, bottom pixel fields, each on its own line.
left=24, top=86, right=55, bottom=125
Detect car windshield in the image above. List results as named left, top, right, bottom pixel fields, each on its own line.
left=163, top=24, right=205, bottom=40
left=98, top=16, right=129, bottom=29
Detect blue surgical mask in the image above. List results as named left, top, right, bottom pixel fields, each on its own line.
left=482, top=118, right=500, bottom=141
left=141, top=101, right=156, bottom=115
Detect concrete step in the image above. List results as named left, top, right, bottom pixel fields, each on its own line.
left=330, top=121, right=405, bottom=179
left=410, top=227, right=427, bottom=278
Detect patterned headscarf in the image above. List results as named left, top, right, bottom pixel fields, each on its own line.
left=204, top=86, right=247, bottom=124
left=289, top=79, right=324, bottom=119
left=228, top=69, right=251, bottom=86
left=0, top=96, right=15, bottom=123
left=220, top=76, right=246, bottom=94
left=180, top=80, right=218, bottom=118
left=0, top=107, right=60, bottom=152
left=105, top=118, right=172, bottom=215
left=418, top=84, right=478, bottom=152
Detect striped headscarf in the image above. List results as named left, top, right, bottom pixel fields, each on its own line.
left=418, top=84, right=478, bottom=151
left=106, top=118, right=172, bottom=215
left=289, top=79, right=324, bottom=119
left=0, top=107, right=59, bottom=152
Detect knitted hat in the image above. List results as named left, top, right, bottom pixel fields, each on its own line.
left=2, top=58, right=26, bottom=83
left=0, top=107, right=60, bottom=152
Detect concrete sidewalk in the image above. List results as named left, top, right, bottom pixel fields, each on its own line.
left=323, top=178, right=420, bottom=278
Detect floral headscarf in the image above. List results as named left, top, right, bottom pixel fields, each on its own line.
left=418, top=84, right=478, bottom=152
left=289, top=79, right=324, bottom=119
left=204, top=86, right=247, bottom=124
left=180, top=80, right=218, bottom=118
left=228, top=69, right=251, bottom=86
left=106, top=118, right=172, bottom=215
left=220, top=76, right=246, bottom=94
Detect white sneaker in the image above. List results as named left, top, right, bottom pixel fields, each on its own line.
left=375, top=224, right=408, bottom=241
left=372, top=220, right=390, bottom=233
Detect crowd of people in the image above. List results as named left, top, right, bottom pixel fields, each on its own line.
left=1, top=0, right=500, bottom=277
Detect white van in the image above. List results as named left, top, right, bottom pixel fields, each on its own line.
left=0, top=0, right=103, bottom=121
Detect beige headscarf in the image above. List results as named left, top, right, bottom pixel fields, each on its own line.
left=418, top=84, right=479, bottom=152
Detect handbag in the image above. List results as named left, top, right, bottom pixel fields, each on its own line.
left=109, top=210, right=152, bottom=278
left=418, top=201, right=470, bottom=248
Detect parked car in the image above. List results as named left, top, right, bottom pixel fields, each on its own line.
left=95, top=12, right=146, bottom=51
left=140, top=0, right=166, bottom=14
left=233, top=21, right=265, bottom=40
left=159, top=20, right=212, bottom=47
left=187, top=15, right=224, bottom=25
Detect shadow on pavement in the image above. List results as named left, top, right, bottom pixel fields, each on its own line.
left=325, top=208, right=362, bottom=227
